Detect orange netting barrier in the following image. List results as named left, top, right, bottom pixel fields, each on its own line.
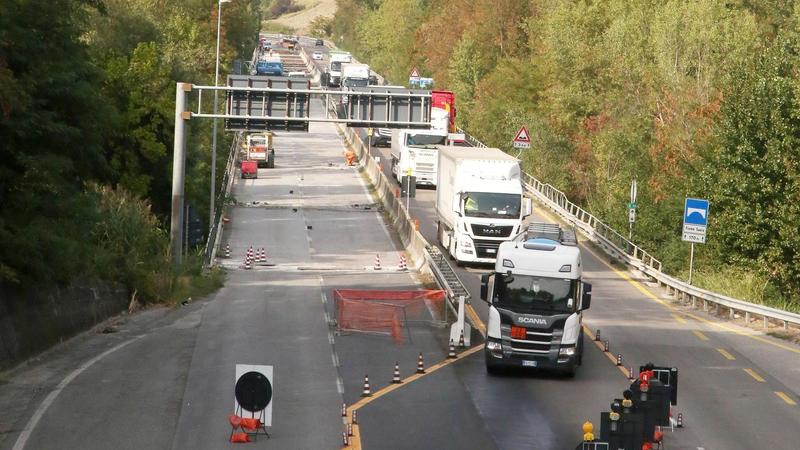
left=333, top=289, right=446, bottom=344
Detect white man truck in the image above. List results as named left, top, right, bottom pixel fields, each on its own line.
left=340, top=63, right=370, bottom=88
left=326, top=51, right=352, bottom=87
left=435, top=147, right=532, bottom=264
left=480, top=223, right=592, bottom=376
left=389, top=108, right=449, bottom=186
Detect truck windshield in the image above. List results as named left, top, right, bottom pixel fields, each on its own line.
left=344, top=78, right=369, bottom=88
left=331, top=62, right=342, bottom=71
left=494, top=275, right=577, bottom=314
left=406, top=134, right=446, bottom=146
left=463, top=192, right=521, bottom=218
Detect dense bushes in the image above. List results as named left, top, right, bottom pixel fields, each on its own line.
left=331, top=0, right=800, bottom=309
left=0, top=0, right=260, bottom=300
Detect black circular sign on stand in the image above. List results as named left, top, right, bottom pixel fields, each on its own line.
left=235, top=371, right=272, bottom=412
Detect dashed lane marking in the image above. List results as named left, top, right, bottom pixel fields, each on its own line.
left=672, top=313, right=687, bottom=324
left=775, top=391, right=797, bottom=406
left=717, top=348, right=736, bottom=360
left=744, top=368, right=766, bottom=383
left=692, top=330, right=710, bottom=341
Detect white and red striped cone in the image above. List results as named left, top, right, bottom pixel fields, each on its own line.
left=628, top=366, right=635, bottom=381
left=373, top=254, right=382, bottom=270
left=259, top=248, right=266, bottom=263
left=361, top=374, right=372, bottom=397
left=244, top=254, right=252, bottom=270
left=224, top=244, right=231, bottom=258
left=341, top=403, right=347, bottom=417
left=676, top=412, right=683, bottom=428
left=616, top=353, right=623, bottom=366
left=352, top=410, right=358, bottom=425
left=447, top=339, right=457, bottom=358
left=391, top=362, right=402, bottom=384
left=347, top=423, right=353, bottom=437
left=398, top=255, right=408, bottom=271
left=458, top=330, right=465, bottom=348
left=416, top=353, right=425, bottom=374
left=342, top=431, right=349, bottom=446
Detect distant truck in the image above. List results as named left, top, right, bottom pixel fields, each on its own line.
left=247, top=133, right=275, bottom=168
left=389, top=90, right=456, bottom=186
left=340, top=63, right=370, bottom=88
left=480, top=223, right=592, bottom=377
left=435, top=146, right=531, bottom=264
left=326, top=51, right=352, bottom=87
left=390, top=108, right=449, bottom=186
left=255, top=56, right=283, bottom=76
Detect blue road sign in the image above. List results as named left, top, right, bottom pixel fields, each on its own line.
left=684, top=198, right=709, bottom=226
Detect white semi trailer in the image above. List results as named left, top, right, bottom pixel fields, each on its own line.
left=435, top=147, right=531, bottom=264
left=480, top=223, right=592, bottom=376
left=389, top=108, right=449, bottom=186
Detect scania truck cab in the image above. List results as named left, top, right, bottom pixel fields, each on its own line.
left=480, top=223, right=592, bottom=376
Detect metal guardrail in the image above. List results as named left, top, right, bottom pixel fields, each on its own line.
left=459, top=128, right=800, bottom=329
left=203, top=131, right=242, bottom=268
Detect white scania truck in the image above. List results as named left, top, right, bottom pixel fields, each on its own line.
left=389, top=108, right=449, bottom=186
left=480, top=223, right=592, bottom=376
left=326, top=51, right=352, bottom=87
left=435, top=147, right=532, bottom=264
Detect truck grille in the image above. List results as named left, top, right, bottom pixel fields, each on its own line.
left=415, top=162, right=435, bottom=172
left=471, top=224, right=513, bottom=237
left=473, top=239, right=501, bottom=259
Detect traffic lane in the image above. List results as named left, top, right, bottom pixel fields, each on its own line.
left=358, top=354, right=498, bottom=450
left=170, top=271, right=343, bottom=449
left=578, top=244, right=800, bottom=449
left=3, top=307, right=200, bottom=450
left=321, top=272, right=453, bottom=407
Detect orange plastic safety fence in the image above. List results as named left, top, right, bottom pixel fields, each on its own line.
left=333, top=290, right=445, bottom=344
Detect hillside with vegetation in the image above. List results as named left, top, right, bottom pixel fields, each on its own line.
left=0, top=0, right=262, bottom=301
left=327, top=0, right=800, bottom=311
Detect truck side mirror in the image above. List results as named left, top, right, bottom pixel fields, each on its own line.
left=581, top=282, right=592, bottom=310
left=523, top=197, right=533, bottom=218
left=452, top=193, right=462, bottom=217
left=480, top=273, right=490, bottom=302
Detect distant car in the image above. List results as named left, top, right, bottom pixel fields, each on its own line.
left=312, top=50, right=323, bottom=60
left=315, top=39, right=324, bottom=46
left=371, top=128, right=392, bottom=147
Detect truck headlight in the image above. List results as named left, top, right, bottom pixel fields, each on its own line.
left=487, top=341, right=502, bottom=353
left=460, top=239, right=473, bottom=248
left=558, top=346, right=576, bottom=356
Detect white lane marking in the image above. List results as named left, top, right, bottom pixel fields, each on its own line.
left=328, top=332, right=335, bottom=345
left=336, top=378, right=344, bottom=394
left=12, top=337, right=141, bottom=450
left=331, top=352, right=339, bottom=368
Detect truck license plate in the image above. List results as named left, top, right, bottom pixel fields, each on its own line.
left=487, top=248, right=496, bottom=254
left=522, top=360, right=537, bottom=367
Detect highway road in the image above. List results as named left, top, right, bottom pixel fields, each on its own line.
left=0, top=35, right=798, bottom=450
left=303, top=38, right=800, bottom=449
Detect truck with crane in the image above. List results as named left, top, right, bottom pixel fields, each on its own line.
left=480, top=223, right=592, bottom=376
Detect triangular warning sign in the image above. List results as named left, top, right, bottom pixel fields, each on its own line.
left=513, top=126, right=531, bottom=143
left=410, top=67, right=420, bottom=78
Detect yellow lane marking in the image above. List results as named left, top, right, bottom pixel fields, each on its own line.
left=466, top=304, right=487, bottom=335
left=717, top=348, right=736, bottom=360
left=577, top=238, right=800, bottom=355
left=672, top=314, right=687, bottom=324
left=775, top=391, right=797, bottom=406
left=692, top=330, right=710, bottom=341
left=744, top=368, right=766, bottom=382
left=582, top=325, right=632, bottom=378
left=344, top=345, right=483, bottom=448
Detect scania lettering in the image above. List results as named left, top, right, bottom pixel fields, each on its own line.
left=435, top=147, right=532, bottom=264
left=480, top=223, right=592, bottom=376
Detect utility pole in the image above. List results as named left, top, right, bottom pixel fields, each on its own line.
left=171, top=83, right=191, bottom=265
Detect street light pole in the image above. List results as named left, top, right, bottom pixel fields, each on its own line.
left=210, top=0, right=231, bottom=233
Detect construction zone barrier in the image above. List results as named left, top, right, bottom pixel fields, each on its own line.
left=333, top=289, right=445, bottom=344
